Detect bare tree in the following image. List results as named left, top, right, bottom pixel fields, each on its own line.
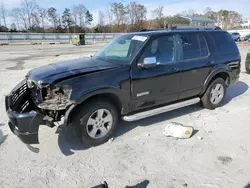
left=152, top=5, right=164, bottom=27
left=78, top=4, right=87, bottom=29
left=152, top=5, right=164, bottom=19
left=1, top=1, right=7, bottom=27
left=182, top=9, right=196, bottom=16
left=72, top=5, right=79, bottom=31
left=38, top=7, right=47, bottom=31
left=105, top=5, right=113, bottom=25
left=111, top=2, right=129, bottom=25
left=11, top=8, right=27, bottom=30
left=134, top=4, right=147, bottom=30
left=204, top=7, right=212, bottom=15
left=47, top=7, right=58, bottom=31
left=21, top=0, right=38, bottom=29
left=98, top=11, right=105, bottom=26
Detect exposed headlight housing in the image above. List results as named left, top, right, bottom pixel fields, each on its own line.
left=38, top=85, right=73, bottom=110
left=26, top=77, right=42, bottom=89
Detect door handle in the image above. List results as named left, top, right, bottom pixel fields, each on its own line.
left=173, top=68, right=180, bottom=72
left=208, top=61, right=215, bottom=64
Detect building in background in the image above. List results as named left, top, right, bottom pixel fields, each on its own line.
left=241, top=20, right=250, bottom=29
left=181, top=16, right=216, bottom=26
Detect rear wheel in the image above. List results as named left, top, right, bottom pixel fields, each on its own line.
left=72, top=100, right=119, bottom=146
left=201, top=78, right=226, bottom=110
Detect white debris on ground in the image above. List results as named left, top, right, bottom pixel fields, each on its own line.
left=0, top=44, right=250, bottom=188
left=0, top=129, right=4, bottom=144
left=163, top=122, right=194, bottom=139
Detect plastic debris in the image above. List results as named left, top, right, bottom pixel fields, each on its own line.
left=163, top=122, right=194, bottom=139
left=0, top=129, right=6, bottom=145
left=108, top=137, right=114, bottom=143
left=197, top=136, right=203, bottom=140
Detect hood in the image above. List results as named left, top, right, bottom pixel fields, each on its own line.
left=27, top=57, right=121, bottom=84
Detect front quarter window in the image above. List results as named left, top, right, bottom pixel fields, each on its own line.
left=95, top=34, right=147, bottom=65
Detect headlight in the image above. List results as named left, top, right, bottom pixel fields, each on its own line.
left=26, top=77, right=42, bottom=89
left=38, top=85, right=73, bottom=110
left=26, top=78, right=35, bottom=88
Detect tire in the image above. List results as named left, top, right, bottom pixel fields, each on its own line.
left=201, top=78, right=226, bottom=110
left=246, top=60, right=250, bottom=74
left=72, top=100, right=119, bottom=146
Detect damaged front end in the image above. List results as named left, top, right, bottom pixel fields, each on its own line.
left=5, top=78, right=74, bottom=145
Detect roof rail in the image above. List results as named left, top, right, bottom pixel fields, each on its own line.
left=139, top=26, right=222, bottom=32
left=139, top=28, right=167, bottom=32
left=169, top=26, right=222, bottom=30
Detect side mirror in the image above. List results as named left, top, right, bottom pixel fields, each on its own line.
left=139, top=57, right=157, bottom=68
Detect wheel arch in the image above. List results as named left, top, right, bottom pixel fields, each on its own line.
left=64, top=88, right=130, bottom=126
left=201, top=66, right=230, bottom=95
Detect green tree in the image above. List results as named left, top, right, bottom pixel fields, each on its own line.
left=62, top=8, right=74, bottom=32
left=47, top=7, right=58, bottom=32
left=85, top=10, right=93, bottom=25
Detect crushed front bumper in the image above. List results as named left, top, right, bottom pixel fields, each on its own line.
left=7, top=109, right=45, bottom=144
left=5, top=80, right=45, bottom=144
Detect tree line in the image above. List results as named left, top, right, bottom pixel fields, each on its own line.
left=0, top=0, right=244, bottom=33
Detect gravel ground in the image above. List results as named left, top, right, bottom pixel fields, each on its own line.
left=0, top=43, right=250, bottom=188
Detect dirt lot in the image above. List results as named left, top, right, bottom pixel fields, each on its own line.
left=0, top=43, right=250, bottom=188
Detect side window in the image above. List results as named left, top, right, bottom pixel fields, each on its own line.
left=178, top=34, right=200, bottom=60
left=140, top=35, right=175, bottom=65
left=210, top=32, right=238, bottom=55
left=198, top=34, right=209, bottom=57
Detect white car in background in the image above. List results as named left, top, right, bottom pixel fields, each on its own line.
left=230, top=32, right=241, bottom=41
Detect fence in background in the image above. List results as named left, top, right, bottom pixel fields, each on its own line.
left=0, top=32, right=123, bottom=45
left=1, top=29, right=250, bottom=45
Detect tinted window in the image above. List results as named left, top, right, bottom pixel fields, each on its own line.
left=210, top=32, right=238, bottom=55
left=178, top=34, right=200, bottom=60
left=140, top=35, right=175, bottom=64
left=198, top=34, right=209, bottom=57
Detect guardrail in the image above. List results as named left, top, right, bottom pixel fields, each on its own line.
left=0, top=32, right=124, bottom=45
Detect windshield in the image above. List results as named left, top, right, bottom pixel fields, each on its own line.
left=95, top=34, right=148, bottom=65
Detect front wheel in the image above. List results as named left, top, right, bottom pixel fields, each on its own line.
left=201, top=78, right=226, bottom=110
left=72, top=100, right=119, bottom=146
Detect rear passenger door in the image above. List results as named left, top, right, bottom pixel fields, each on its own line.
left=176, top=32, right=214, bottom=99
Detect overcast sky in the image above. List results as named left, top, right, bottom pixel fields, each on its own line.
left=2, top=0, right=250, bottom=26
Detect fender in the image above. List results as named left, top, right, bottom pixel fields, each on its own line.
left=200, top=64, right=230, bottom=94
left=63, top=87, right=130, bottom=127
left=75, top=87, right=130, bottom=113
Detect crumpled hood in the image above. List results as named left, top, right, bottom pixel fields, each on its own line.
left=27, top=57, right=120, bottom=84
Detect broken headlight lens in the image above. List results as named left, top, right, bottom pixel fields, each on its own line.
left=26, top=78, right=35, bottom=88
left=38, top=85, right=73, bottom=110
left=26, top=78, right=42, bottom=89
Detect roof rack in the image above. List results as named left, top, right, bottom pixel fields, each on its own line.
left=139, top=28, right=167, bottom=32
left=139, top=26, right=222, bottom=32
left=169, top=26, right=222, bottom=30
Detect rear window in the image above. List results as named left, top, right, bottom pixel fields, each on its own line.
left=176, top=33, right=209, bottom=60
left=210, top=32, right=238, bottom=55
left=178, top=34, right=200, bottom=60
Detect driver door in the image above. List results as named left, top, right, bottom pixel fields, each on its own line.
left=131, top=34, right=182, bottom=111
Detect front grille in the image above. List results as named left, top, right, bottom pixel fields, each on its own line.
left=9, top=81, right=35, bottom=113
left=10, top=82, right=27, bottom=106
